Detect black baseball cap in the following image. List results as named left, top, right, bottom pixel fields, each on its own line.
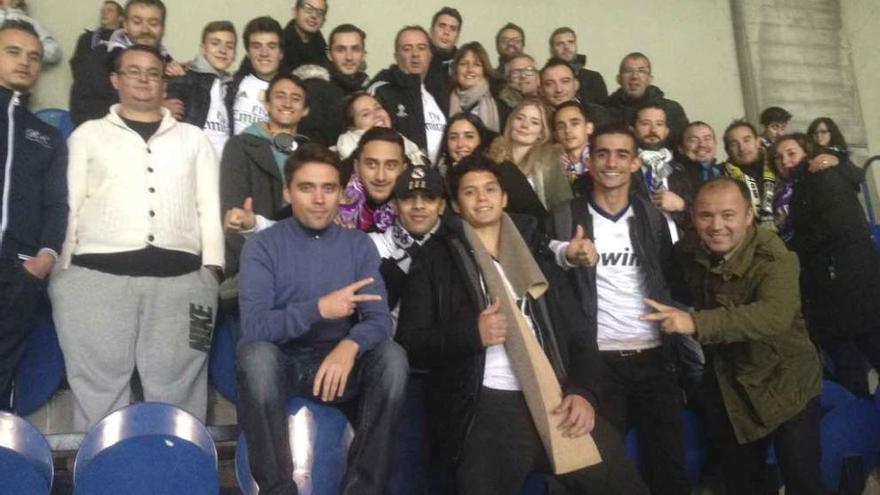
left=393, top=165, right=446, bottom=199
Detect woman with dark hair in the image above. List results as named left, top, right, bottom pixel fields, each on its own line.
left=447, top=41, right=510, bottom=133
left=773, top=133, right=880, bottom=396
left=440, top=112, right=547, bottom=222
left=807, top=117, right=848, bottom=153
left=335, top=92, right=424, bottom=163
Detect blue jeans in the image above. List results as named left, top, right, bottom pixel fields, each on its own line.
left=236, top=339, right=409, bottom=495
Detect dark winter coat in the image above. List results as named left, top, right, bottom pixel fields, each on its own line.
left=280, top=20, right=327, bottom=74
left=294, top=65, right=369, bottom=146
left=571, top=54, right=608, bottom=105
left=397, top=214, right=600, bottom=464
left=368, top=65, right=449, bottom=153
left=166, top=70, right=225, bottom=130
left=605, top=85, right=689, bottom=143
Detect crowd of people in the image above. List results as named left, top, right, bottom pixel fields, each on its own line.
left=1, top=0, right=879, bottom=494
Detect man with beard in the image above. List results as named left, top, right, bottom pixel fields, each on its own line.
left=494, top=22, right=525, bottom=73
left=280, top=0, right=328, bottom=73
left=294, top=23, right=369, bottom=145
left=631, top=104, right=693, bottom=235
left=426, top=7, right=461, bottom=89
left=722, top=120, right=777, bottom=230
left=369, top=26, right=447, bottom=165
left=498, top=53, right=539, bottom=109
left=605, top=52, right=688, bottom=143
left=69, top=0, right=181, bottom=125
left=548, top=27, right=607, bottom=105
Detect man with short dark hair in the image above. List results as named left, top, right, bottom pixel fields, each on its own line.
left=237, top=142, right=408, bottom=495
left=494, top=22, right=525, bottom=73
left=427, top=7, right=461, bottom=87
left=228, top=16, right=284, bottom=135
left=294, top=23, right=369, bottom=145
left=69, top=0, right=178, bottom=125
left=605, top=52, right=688, bottom=143
left=722, top=120, right=777, bottom=229
left=643, top=177, right=824, bottom=495
left=549, top=125, right=691, bottom=495
left=539, top=58, right=609, bottom=127
left=166, top=20, right=237, bottom=157
left=339, top=127, right=410, bottom=233
left=548, top=27, right=607, bottom=105
left=758, top=106, right=792, bottom=148
left=281, top=0, right=328, bottom=73
left=0, top=20, right=68, bottom=410
left=369, top=26, right=447, bottom=164
left=53, top=45, right=224, bottom=430
left=398, top=154, right=648, bottom=495
left=553, top=100, right=593, bottom=183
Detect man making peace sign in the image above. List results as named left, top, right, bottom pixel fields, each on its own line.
left=236, top=143, right=408, bottom=495
left=642, top=177, right=823, bottom=495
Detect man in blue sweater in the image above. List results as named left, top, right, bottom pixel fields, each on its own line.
left=0, top=20, right=67, bottom=410
left=237, top=143, right=408, bottom=495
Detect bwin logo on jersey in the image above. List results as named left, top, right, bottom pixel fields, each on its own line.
left=396, top=104, right=408, bottom=118
left=600, top=249, right=640, bottom=267
left=25, top=129, right=52, bottom=148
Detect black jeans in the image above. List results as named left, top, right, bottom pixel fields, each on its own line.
left=699, top=372, right=825, bottom=495
left=0, top=260, right=42, bottom=410
left=822, top=334, right=880, bottom=396
left=598, top=347, right=690, bottom=495
left=236, top=339, right=409, bottom=495
left=455, top=387, right=648, bottom=495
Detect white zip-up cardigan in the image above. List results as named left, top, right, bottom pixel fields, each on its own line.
left=58, top=105, right=224, bottom=270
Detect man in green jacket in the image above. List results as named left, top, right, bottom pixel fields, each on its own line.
left=641, top=177, right=824, bottom=495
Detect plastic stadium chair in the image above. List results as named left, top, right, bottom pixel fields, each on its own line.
left=236, top=397, right=354, bottom=495
left=13, top=314, right=65, bottom=416
left=73, top=402, right=218, bottom=495
left=208, top=313, right=238, bottom=403
left=820, top=399, right=880, bottom=492
left=821, top=379, right=857, bottom=414
left=34, top=108, right=75, bottom=139
left=0, top=412, right=54, bottom=494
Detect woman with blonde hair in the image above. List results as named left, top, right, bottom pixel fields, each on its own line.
left=487, top=97, right=572, bottom=212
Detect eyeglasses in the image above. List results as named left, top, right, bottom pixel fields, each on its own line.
left=621, top=67, right=651, bottom=76
left=300, top=2, right=326, bottom=18
left=116, top=67, right=163, bottom=82
left=509, top=67, right=538, bottom=79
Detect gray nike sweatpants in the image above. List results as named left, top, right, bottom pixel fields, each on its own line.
left=49, top=265, right=218, bottom=431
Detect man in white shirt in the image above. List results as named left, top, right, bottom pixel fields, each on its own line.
left=51, top=45, right=224, bottom=430
left=369, top=26, right=448, bottom=165
left=549, top=125, right=690, bottom=495
left=229, top=16, right=284, bottom=135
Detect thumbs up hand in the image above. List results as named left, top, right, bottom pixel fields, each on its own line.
left=564, top=225, right=599, bottom=267
left=478, top=298, right=508, bottom=346
left=224, top=197, right=256, bottom=232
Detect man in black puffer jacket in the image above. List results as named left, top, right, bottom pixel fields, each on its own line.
left=166, top=21, right=236, bottom=158
left=398, top=155, right=647, bottom=495
left=369, top=26, right=448, bottom=165
left=605, top=52, right=688, bottom=144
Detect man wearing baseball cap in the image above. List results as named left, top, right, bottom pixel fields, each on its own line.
left=368, top=164, right=446, bottom=324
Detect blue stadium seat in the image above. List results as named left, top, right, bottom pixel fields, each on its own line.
left=73, top=402, right=218, bottom=495
left=208, top=313, right=238, bottom=403
left=820, top=398, right=880, bottom=492
left=821, top=379, right=857, bottom=414
left=0, top=412, right=54, bottom=494
left=13, top=313, right=65, bottom=416
left=34, top=108, right=74, bottom=139
left=236, top=397, right=354, bottom=495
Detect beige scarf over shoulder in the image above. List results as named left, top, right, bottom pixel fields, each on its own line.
left=462, top=214, right=601, bottom=474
